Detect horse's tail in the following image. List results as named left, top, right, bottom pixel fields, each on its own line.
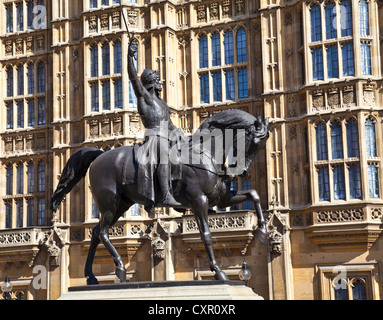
left=50, top=147, right=104, bottom=212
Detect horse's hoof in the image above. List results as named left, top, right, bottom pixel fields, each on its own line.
left=257, top=228, right=267, bottom=244
left=87, top=276, right=99, bottom=285
left=215, top=270, right=229, bottom=281
left=116, top=267, right=127, bottom=283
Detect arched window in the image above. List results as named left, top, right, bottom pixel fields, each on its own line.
left=6, top=66, right=13, bottom=97
left=365, top=119, right=376, bottom=157
left=341, top=0, right=352, bottom=37
left=17, top=163, right=24, bottom=194
left=359, top=0, right=369, bottom=36
left=6, top=164, right=13, bottom=195
left=37, top=61, right=45, bottom=93
left=316, top=122, right=328, bottom=160
left=90, top=44, right=98, bottom=77
left=17, top=64, right=24, bottom=96
left=311, top=4, right=322, bottom=42
left=211, top=32, right=221, bottom=67
left=199, top=34, right=208, bottom=68
left=102, top=43, right=110, bottom=75
left=236, top=28, right=247, bottom=63
left=325, top=1, right=336, bottom=39
left=27, top=63, right=35, bottom=94
left=224, top=30, right=234, bottom=65
left=331, top=121, right=343, bottom=159
left=114, top=40, right=122, bottom=74
left=346, top=119, right=358, bottom=158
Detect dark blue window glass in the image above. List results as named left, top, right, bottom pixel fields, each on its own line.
left=90, top=0, right=97, bottom=7
left=316, top=122, right=328, bottom=161
left=359, top=0, right=369, bottom=36
left=236, top=28, right=247, bottom=63
left=102, top=81, right=110, bottom=110
left=230, top=179, right=239, bottom=210
left=327, top=45, right=339, bottom=78
left=225, top=69, right=235, bottom=100
left=28, top=100, right=35, bottom=126
left=349, top=164, right=361, bottom=199
left=200, top=73, right=209, bottom=104
left=365, top=119, right=376, bottom=157
left=114, top=79, right=122, bottom=109
left=7, top=67, right=14, bottom=97
left=5, top=202, right=12, bottom=229
left=342, top=42, right=354, bottom=76
left=102, top=0, right=109, bottom=5
left=102, top=43, right=110, bottom=75
left=346, top=119, right=358, bottom=158
left=361, top=43, right=371, bottom=75
left=199, top=35, right=208, bottom=68
left=224, top=31, right=234, bottom=64
left=6, top=102, right=14, bottom=129
left=17, top=101, right=24, bottom=128
left=341, top=0, right=352, bottom=37
left=90, top=45, right=98, bottom=77
left=325, top=1, right=336, bottom=39
left=6, top=165, right=13, bottom=195
left=28, top=1, right=34, bottom=29
left=28, top=64, right=35, bottom=94
left=352, top=280, right=367, bottom=300
left=238, top=68, right=248, bottom=99
left=37, top=61, right=45, bottom=93
left=318, top=166, right=330, bottom=201
left=91, top=82, right=99, bottom=111
left=212, top=32, right=221, bottom=67
left=312, top=47, right=324, bottom=80
left=37, top=98, right=45, bottom=124
left=212, top=72, right=222, bottom=102
left=333, top=166, right=345, bottom=200
left=331, top=122, right=343, bottom=159
left=114, top=40, right=122, bottom=74
left=37, top=161, right=45, bottom=192
left=17, top=164, right=23, bottom=194
left=6, top=4, right=13, bottom=33
left=17, top=65, right=24, bottom=96
left=311, top=4, right=322, bottom=42
left=17, top=2, right=24, bottom=31
left=368, top=164, right=379, bottom=198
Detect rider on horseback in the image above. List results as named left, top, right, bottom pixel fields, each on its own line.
left=128, top=39, right=184, bottom=212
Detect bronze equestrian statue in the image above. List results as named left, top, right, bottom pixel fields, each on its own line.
left=50, top=40, right=270, bottom=285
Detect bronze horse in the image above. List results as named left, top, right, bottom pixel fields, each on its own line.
left=51, top=109, right=270, bottom=284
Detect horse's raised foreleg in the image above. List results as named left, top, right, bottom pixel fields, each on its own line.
left=192, top=194, right=229, bottom=281
left=220, top=189, right=267, bottom=243
left=84, top=223, right=101, bottom=285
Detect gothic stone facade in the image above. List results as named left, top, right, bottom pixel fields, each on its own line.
left=0, top=0, right=382, bottom=300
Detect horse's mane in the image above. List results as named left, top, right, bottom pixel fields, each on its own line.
left=195, top=109, right=269, bottom=142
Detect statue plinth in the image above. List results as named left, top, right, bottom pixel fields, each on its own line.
left=59, top=280, right=263, bottom=300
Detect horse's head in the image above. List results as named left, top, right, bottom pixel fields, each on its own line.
left=241, top=116, right=270, bottom=175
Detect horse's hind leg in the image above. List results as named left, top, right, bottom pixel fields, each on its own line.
left=84, top=223, right=101, bottom=285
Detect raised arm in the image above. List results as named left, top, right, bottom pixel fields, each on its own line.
left=128, top=40, right=149, bottom=100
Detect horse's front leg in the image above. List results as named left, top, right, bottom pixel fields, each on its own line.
left=192, top=194, right=229, bottom=281
left=220, top=189, right=267, bottom=244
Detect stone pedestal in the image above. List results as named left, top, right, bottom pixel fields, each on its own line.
left=59, top=280, right=263, bottom=300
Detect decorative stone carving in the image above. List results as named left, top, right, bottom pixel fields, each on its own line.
left=210, top=3, right=219, bottom=21
left=197, top=5, right=207, bottom=23
left=327, top=87, right=339, bottom=109
left=100, top=14, right=109, bottom=31
left=222, top=0, right=232, bottom=18
left=5, top=40, right=13, bottom=56
left=112, top=11, right=121, bottom=29
left=89, top=15, right=98, bottom=32
left=312, top=89, right=325, bottom=111
left=127, top=10, right=138, bottom=27
left=36, top=35, right=44, bottom=51
left=343, top=85, right=355, bottom=105
left=363, top=84, right=375, bottom=105
left=235, top=0, right=245, bottom=15
left=15, top=39, right=23, bottom=54
left=146, top=221, right=168, bottom=261
left=26, top=36, right=34, bottom=52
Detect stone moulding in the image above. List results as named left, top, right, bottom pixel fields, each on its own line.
left=181, top=210, right=256, bottom=255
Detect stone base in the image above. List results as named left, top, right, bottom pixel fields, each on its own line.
left=59, top=280, right=263, bottom=300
